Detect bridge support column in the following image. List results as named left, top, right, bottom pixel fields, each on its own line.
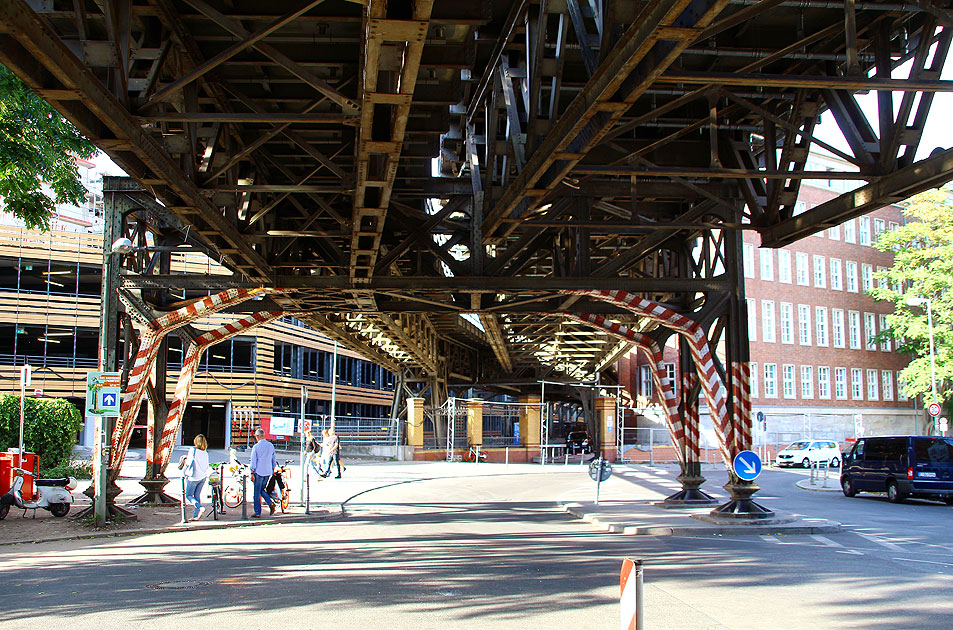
left=519, top=397, right=540, bottom=455
left=467, top=400, right=483, bottom=451
left=406, top=397, right=425, bottom=454
left=595, top=397, right=618, bottom=461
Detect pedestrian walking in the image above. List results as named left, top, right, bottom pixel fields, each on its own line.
left=250, top=428, right=278, bottom=517
left=326, top=427, right=344, bottom=478
left=303, top=424, right=323, bottom=478
left=182, top=434, right=210, bottom=520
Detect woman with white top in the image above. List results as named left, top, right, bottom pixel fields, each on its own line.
left=183, top=434, right=210, bottom=520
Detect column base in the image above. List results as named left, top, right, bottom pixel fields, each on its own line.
left=128, top=474, right=180, bottom=505
left=75, top=467, right=139, bottom=521
left=709, top=480, right=775, bottom=519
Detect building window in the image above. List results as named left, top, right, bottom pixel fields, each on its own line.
left=877, top=266, right=889, bottom=290
left=800, top=366, right=814, bottom=399
left=848, top=311, right=861, bottom=349
left=780, top=303, right=794, bottom=344
left=778, top=249, right=792, bottom=284
left=664, top=362, right=676, bottom=384
left=796, top=201, right=807, bottom=216
left=828, top=224, right=840, bottom=240
left=762, top=300, right=776, bottom=343
left=760, top=249, right=774, bottom=281
left=835, top=367, right=848, bottom=400
left=742, top=243, right=754, bottom=278
left=795, top=252, right=809, bottom=286
left=764, top=364, right=777, bottom=398
left=639, top=365, right=653, bottom=398
left=815, top=307, right=829, bottom=347
left=879, top=314, right=891, bottom=351
left=862, top=264, right=874, bottom=292
left=859, top=216, right=871, bottom=246
left=898, top=372, right=908, bottom=400
left=867, top=369, right=879, bottom=401
left=851, top=368, right=864, bottom=400
left=813, top=255, right=826, bottom=288
left=750, top=362, right=759, bottom=398
left=782, top=365, right=796, bottom=399
left=874, top=218, right=885, bottom=240
left=888, top=221, right=899, bottom=232
left=882, top=370, right=894, bottom=401
left=746, top=298, right=757, bottom=342
left=864, top=313, right=877, bottom=350
left=846, top=261, right=859, bottom=292
left=798, top=304, right=812, bottom=346
left=830, top=258, right=842, bottom=290
left=818, top=367, right=831, bottom=399
left=844, top=218, right=856, bottom=243
left=832, top=309, right=845, bottom=348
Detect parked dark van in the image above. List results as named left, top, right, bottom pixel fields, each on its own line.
left=841, top=436, right=953, bottom=504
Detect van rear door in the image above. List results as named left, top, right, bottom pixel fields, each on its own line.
left=911, top=437, right=953, bottom=493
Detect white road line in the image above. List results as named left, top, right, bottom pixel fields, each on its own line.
left=857, top=532, right=905, bottom=552
left=759, top=535, right=777, bottom=543
left=835, top=549, right=864, bottom=555
left=811, top=535, right=845, bottom=548
left=893, top=557, right=953, bottom=567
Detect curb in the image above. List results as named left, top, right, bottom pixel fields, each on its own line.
left=795, top=479, right=842, bottom=493
left=0, top=504, right=346, bottom=547
left=564, top=504, right=842, bottom=535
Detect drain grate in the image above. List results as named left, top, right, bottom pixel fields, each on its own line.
left=147, top=580, right=210, bottom=590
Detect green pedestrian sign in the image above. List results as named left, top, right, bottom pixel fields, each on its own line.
left=86, top=372, right=122, bottom=417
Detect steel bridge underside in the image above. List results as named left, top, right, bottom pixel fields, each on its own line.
left=2, top=0, right=953, bottom=392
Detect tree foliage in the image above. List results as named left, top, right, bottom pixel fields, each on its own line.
left=870, top=189, right=953, bottom=405
left=0, top=63, right=96, bottom=230
left=0, top=394, right=84, bottom=468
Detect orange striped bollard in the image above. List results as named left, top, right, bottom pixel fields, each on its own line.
left=620, top=557, right=643, bottom=630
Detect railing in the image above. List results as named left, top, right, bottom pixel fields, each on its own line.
left=0, top=354, right=98, bottom=369
left=268, top=415, right=400, bottom=451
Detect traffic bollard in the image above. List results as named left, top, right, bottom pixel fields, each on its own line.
left=620, top=558, right=643, bottom=630
left=241, top=472, right=248, bottom=520
left=505, top=447, right=509, bottom=466
left=179, top=475, right=187, bottom=524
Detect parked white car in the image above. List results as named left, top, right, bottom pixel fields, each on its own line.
left=776, top=440, right=841, bottom=468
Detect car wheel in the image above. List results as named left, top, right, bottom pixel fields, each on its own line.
left=801, top=457, right=811, bottom=468
left=886, top=480, right=906, bottom=503
left=49, top=503, right=70, bottom=518
left=944, top=497, right=953, bottom=506
left=841, top=476, right=857, bottom=497
left=830, top=457, right=840, bottom=468
left=0, top=504, right=8, bottom=520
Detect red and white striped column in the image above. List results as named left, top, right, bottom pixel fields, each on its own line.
left=154, top=310, right=284, bottom=468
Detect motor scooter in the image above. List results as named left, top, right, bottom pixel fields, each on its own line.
left=0, top=466, right=77, bottom=519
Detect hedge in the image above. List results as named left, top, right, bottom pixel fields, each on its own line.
left=0, top=394, right=83, bottom=468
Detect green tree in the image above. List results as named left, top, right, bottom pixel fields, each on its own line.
left=871, top=189, right=953, bottom=406
left=0, top=63, right=96, bottom=230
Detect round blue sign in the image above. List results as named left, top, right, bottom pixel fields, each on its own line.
left=733, top=450, right=762, bottom=481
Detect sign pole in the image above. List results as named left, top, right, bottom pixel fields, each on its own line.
left=93, top=415, right=107, bottom=526
left=17, top=365, right=30, bottom=469
left=299, top=385, right=308, bottom=505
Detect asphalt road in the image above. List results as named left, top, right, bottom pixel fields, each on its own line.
left=0, top=462, right=950, bottom=629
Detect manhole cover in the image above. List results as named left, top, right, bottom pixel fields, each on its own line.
left=148, top=580, right=210, bottom=590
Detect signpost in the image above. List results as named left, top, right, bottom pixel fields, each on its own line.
left=589, top=457, right=612, bottom=504
left=733, top=450, right=763, bottom=482
left=86, top=371, right=121, bottom=527
left=18, top=365, right=31, bottom=468
left=929, top=402, right=941, bottom=418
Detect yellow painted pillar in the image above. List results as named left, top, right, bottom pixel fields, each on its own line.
left=519, top=396, right=541, bottom=448
left=467, top=399, right=483, bottom=447
left=595, top=396, right=618, bottom=460
left=406, top=397, right=425, bottom=448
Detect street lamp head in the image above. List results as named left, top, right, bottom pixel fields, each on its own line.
left=905, top=297, right=928, bottom=307
left=110, top=237, right=134, bottom=255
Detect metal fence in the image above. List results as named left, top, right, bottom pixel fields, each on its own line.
left=265, top=414, right=400, bottom=451
left=483, top=401, right=520, bottom=447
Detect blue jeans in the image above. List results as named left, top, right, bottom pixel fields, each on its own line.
left=185, top=479, right=206, bottom=519
left=252, top=473, right=274, bottom=516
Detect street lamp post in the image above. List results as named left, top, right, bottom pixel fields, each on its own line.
left=907, top=297, right=939, bottom=433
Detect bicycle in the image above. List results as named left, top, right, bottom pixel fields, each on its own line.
left=222, top=462, right=248, bottom=508
left=267, top=460, right=294, bottom=513
left=463, top=444, right=487, bottom=463
left=207, top=463, right=226, bottom=516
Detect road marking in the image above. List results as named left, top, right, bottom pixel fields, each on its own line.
left=835, top=549, right=864, bottom=555
left=892, top=557, right=953, bottom=567
left=810, top=535, right=844, bottom=548
left=759, top=535, right=777, bottom=543
left=857, top=532, right=905, bottom=552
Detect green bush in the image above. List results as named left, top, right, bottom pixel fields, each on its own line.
left=39, top=458, right=92, bottom=479
left=0, top=394, right=83, bottom=468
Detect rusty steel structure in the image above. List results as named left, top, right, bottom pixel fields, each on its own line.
left=3, top=0, right=953, bottom=515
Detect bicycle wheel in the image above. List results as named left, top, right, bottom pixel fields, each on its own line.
left=478, top=451, right=488, bottom=462
left=223, top=483, right=244, bottom=508
left=280, top=487, right=289, bottom=512
left=463, top=450, right=475, bottom=463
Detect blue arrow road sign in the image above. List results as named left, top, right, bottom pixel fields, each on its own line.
left=101, top=393, right=116, bottom=407
left=733, top=450, right=762, bottom=481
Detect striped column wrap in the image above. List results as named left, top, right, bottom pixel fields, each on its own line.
left=155, top=310, right=284, bottom=467
left=568, top=289, right=734, bottom=467
left=566, top=313, right=685, bottom=465
left=680, top=371, right=700, bottom=463
left=108, top=288, right=273, bottom=475
left=731, top=362, right=753, bottom=453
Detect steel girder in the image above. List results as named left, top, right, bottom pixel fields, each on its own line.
left=2, top=1, right=953, bottom=385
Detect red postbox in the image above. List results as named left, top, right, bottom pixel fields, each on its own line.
left=0, top=451, right=39, bottom=500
